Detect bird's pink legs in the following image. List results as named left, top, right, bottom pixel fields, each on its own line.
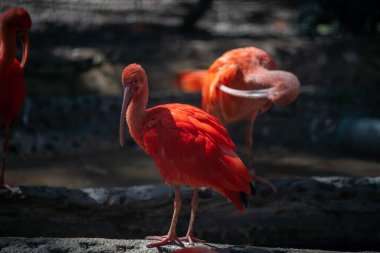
left=0, top=124, right=14, bottom=193
left=180, top=188, right=205, bottom=244
left=146, top=185, right=184, bottom=248
left=246, top=118, right=277, bottom=192
left=246, top=117, right=255, bottom=167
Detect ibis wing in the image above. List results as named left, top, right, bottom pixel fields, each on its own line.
left=141, top=104, right=251, bottom=194
left=0, top=59, right=26, bottom=124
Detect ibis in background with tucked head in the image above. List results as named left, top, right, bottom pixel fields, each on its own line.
left=175, top=47, right=301, bottom=191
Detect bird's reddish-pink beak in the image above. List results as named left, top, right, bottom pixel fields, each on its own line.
left=218, top=71, right=300, bottom=105
left=19, top=32, right=29, bottom=69
left=119, top=86, right=133, bottom=147
left=219, top=84, right=272, bottom=99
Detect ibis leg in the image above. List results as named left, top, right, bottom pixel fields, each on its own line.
left=246, top=118, right=277, bottom=192
left=180, top=188, right=205, bottom=244
left=0, top=125, right=14, bottom=193
left=146, top=185, right=184, bottom=248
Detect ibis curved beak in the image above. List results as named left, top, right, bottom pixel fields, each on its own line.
left=219, top=84, right=272, bottom=99
left=119, top=87, right=133, bottom=147
left=19, top=32, right=29, bottom=69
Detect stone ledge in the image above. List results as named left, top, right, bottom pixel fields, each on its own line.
left=1, top=177, right=380, bottom=251
left=0, top=238, right=378, bottom=253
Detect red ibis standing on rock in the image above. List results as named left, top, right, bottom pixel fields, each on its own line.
left=0, top=7, right=31, bottom=192
left=119, top=64, right=255, bottom=248
left=175, top=47, right=301, bottom=191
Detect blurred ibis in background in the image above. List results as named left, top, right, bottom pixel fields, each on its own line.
left=175, top=47, right=301, bottom=191
left=0, top=7, right=31, bottom=192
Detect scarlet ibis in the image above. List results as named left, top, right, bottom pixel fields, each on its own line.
left=175, top=47, right=301, bottom=191
left=0, top=7, right=31, bottom=192
left=119, top=64, right=254, bottom=248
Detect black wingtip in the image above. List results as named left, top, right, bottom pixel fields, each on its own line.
left=250, top=182, right=257, bottom=195
left=239, top=191, right=248, bottom=208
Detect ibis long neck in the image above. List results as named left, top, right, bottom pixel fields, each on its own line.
left=0, top=22, right=17, bottom=75
left=251, top=69, right=300, bottom=105
left=126, top=84, right=149, bottom=147
left=247, top=70, right=284, bottom=87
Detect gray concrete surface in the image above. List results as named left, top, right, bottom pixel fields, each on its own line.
left=0, top=237, right=379, bottom=253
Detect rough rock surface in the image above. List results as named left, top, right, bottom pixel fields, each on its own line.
left=1, top=177, right=380, bottom=251
left=0, top=238, right=378, bottom=253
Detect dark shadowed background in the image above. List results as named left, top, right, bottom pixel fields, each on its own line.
left=0, top=0, right=379, bottom=188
